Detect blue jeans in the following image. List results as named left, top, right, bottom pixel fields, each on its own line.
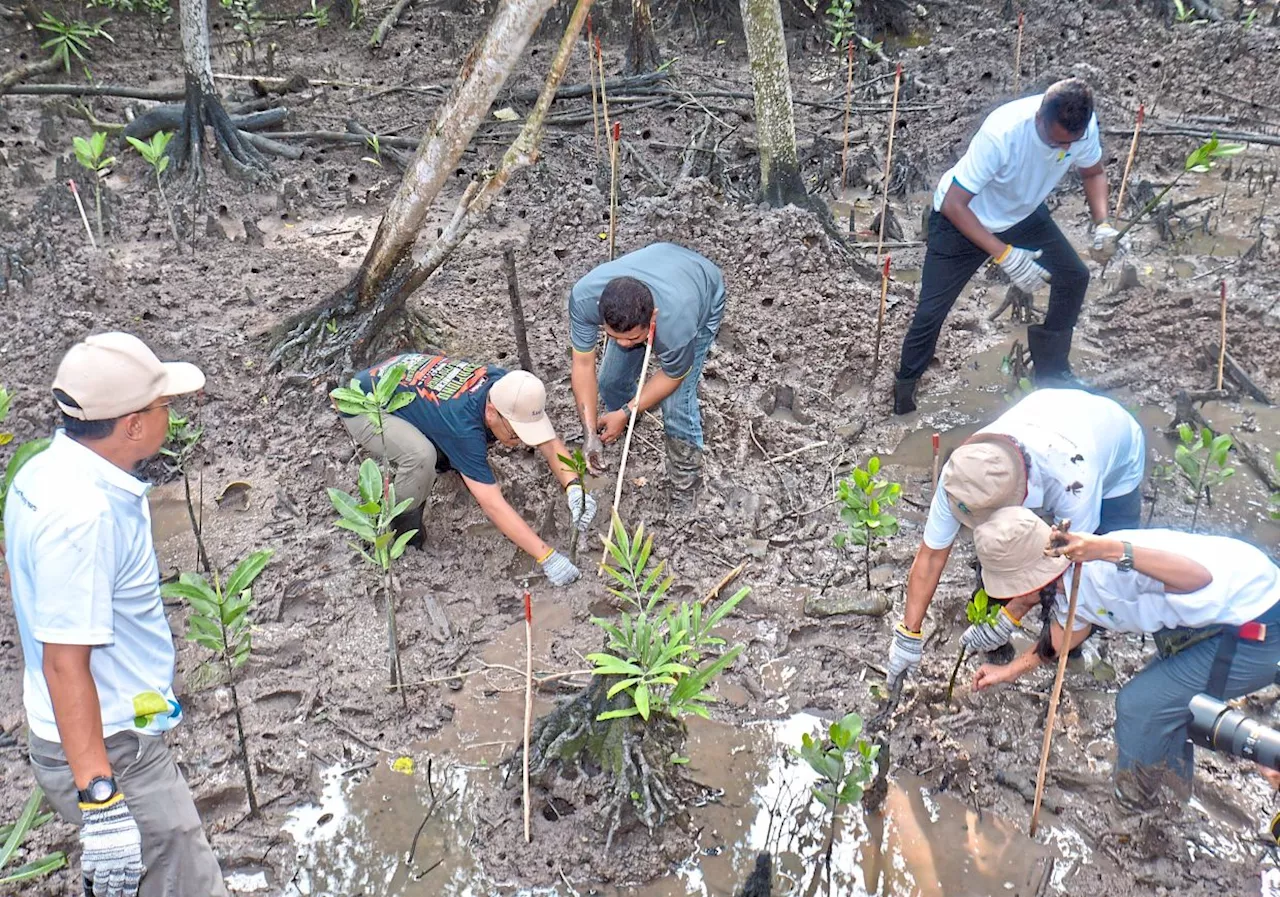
left=1114, top=601, right=1280, bottom=780
left=598, top=322, right=719, bottom=449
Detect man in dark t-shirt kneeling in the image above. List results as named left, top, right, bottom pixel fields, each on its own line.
left=338, top=354, right=594, bottom=587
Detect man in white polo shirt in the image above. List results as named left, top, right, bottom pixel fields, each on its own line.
left=971, top=507, right=1280, bottom=805
left=884, top=388, right=1145, bottom=685
left=4, top=333, right=224, bottom=897
left=893, top=78, right=1122, bottom=414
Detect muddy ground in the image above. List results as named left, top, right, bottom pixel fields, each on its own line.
left=2, top=0, right=1280, bottom=894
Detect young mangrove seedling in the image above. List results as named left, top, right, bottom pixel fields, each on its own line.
left=125, top=130, right=181, bottom=246
left=330, top=361, right=414, bottom=465
left=0, top=387, right=51, bottom=544
left=1172, top=424, right=1235, bottom=532
left=834, top=456, right=901, bottom=591
left=159, top=408, right=210, bottom=572
left=0, top=786, right=67, bottom=885
left=946, top=588, right=1001, bottom=704
left=361, top=134, right=383, bottom=167
left=72, top=132, right=115, bottom=244
left=1116, top=136, right=1244, bottom=239
left=36, top=13, right=114, bottom=74
left=799, top=711, right=880, bottom=890
left=161, top=549, right=274, bottom=817
left=557, top=448, right=591, bottom=562
left=825, top=0, right=857, bottom=50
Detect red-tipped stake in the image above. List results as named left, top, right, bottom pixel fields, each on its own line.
left=931, top=432, right=941, bottom=493
left=67, top=180, right=97, bottom=250
left=874, top=64, right=904, bottom=261
left=1012, top=11, right=1025, bottom=96
left=1115, top=103, right=1145, bottom=222
left=1217, top=279, right=1228, bottom=391
left=522, top=588, right=534, bottom=844
left=871, top=253, right=893, bottom=373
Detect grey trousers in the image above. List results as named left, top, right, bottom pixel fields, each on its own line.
left=340, top=413, right=439, bottom=510
left=29, top=730, right=228, bottom=897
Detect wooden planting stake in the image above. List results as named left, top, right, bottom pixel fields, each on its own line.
left=874, top=63, right=903, bottom=259
left=839, top=40, right=855, bottom=196
left=608, top=121, right=621, bottom=260
left=522, top=588, right=534, bottom=843
left=68, top=179, right=97, bottom=250
left=601, top=318, right=656, bottom=571
left=1030, top=554, right=1084, bottom=837
left=1216, top=279, right=1227, bottom=390
left=1012, top=11, right=1024, bottom=96
left=931, top=432, right=941, bottom=492
left=595, top=34, right=611, bottom=153
left=587, top=15, right=600, bottom=160
left=1114, top=103, right=1145, bottom=220
left=871, top=253, right=892, bottom=372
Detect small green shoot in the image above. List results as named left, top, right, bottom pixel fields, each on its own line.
left=125, top=130, right=181, bottom=246
left=825, top=0, right=858, bottom=50
left=834, top=456, right=901, bottom=590
left=72, top=132, right=115, bottom=244
left=36, top=14, right=114, bottom=74
left=1172, top=424, right=1235, bottom=532
left=0, top=787, right=67, bottom=885
left=946, top=588, right=1000, bottom=704
left=557, top=448, right=590, bottom=562
left=361, top=134, right=383, bottom=167
left=798, top=711, right=879, bottom=886
left=1118, top=136, right=1245, bottom=237
left=302, top=0, right=329, bottom=26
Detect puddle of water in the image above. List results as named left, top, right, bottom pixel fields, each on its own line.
left=1178, top=232, right=1256, bottom=258
left=149, top=493, right=193, bottom=546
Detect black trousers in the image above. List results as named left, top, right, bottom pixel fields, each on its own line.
left=1097, top=487, right=1143, bottom=534
left=896, top=204, right=1091, bottom=382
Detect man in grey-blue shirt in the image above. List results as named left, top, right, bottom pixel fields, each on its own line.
left=568, top=242, right=725, bottom=509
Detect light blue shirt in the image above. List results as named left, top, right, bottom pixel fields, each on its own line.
left=4, top=431, right=180, bottom=742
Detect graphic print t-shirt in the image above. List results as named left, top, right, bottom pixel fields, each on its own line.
left=354, top=354, right=507, bottom=485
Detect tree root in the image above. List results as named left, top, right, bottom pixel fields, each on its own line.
left=168, top=75, right=273, bottom=189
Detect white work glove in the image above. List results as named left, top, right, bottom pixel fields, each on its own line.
left=997, top=245, right=1051, bottom=292
left=886, top=622, right=923, bottom=685
left=1090, top=221, right=1127, bottom=262
left=80, top=796, right=145, bottom=897
left=961, top=606, right=1022, bottom=653
left=539, top=550, right=581, bottom=587
left=565, top=483, right=598, bottom=533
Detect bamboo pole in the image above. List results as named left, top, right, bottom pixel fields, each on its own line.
left=587, top=15, right=600, bottom=160
left=608, top=120, right=621, bottom=260
left=1216, top=279, right=1227, bottom=391
left=67, top=180, right=97, bottom=250
left=874, top=63, right=903, bottom=259
left=602, top=318, right=656, bottom=570
left=1012, top=11, right=1024, bottom=96
left=839, top=40, right=855, bottom=196
left=522, top=588, right=533, bottom=843
left=871, top=253, right=892, bottom=372
left=1114, top=103, right=1144, bottom=220
left=1030, top=558, right=1084, bottom=837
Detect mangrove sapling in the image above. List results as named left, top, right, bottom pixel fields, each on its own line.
left=1171, top=423, right=1235, bottom=532
left=798, top=712, right=879, bottom=895
left=125, top=130, right=181, bottom=246
left=557, top=448, right=591, bottom=562
left=330, top=361, right=414, bottom=471
left=0, top=387, right=52, bottom=544
left=161, top=549, right=274, bottom=817
left=1116, top=137, right=1245, bottom=241
left=834, top=456, right=901, bottom=591
left=160, top=408, right=211, bottom=573
left=0, top=787, right=67, bottom=885
left=524, top=513, right=748, bottom=849
left=945, top=589, right=1000, bottom=704
left=327, top=458, right=417, bottom=696
left=36, top=14, right=114, bottom=74
left=72, top=132, right=115, bottom=244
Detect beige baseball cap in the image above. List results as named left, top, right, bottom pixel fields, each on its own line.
left=488, top=370, right=556, bottom=446
left=940, top=434, right=1029, bottom=529
left=973, top=506, right=1069, bottom=598
left=53, top=332, right=206, bottom=421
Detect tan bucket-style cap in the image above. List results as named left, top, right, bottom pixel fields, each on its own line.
left=972, top=506, right=1070, bottom=598
left=53, top=332, right=206, bottom=421
left=941, top=433, right=1029, bottom=529
left=488, top=370, right=556, bottom=446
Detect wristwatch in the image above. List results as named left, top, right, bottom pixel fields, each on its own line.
left=1116, top=541, right=1135, bottom=572
left=77, top=775, right=119, bottom=805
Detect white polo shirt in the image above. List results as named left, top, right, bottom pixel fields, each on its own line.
left=932, top=94, right=1103, bottom=232
left=4, top=431, right=180, bottom=743
left=924, top=390, right=1146, bottom=550
left=1059, top=529, right=1279, bottom=634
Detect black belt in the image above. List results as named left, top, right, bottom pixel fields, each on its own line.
left=1155, top=604, right=1276, bottom=699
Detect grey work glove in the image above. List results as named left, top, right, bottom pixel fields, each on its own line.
left=1089, top=222, right=1127, bottom=262
left=997, top=245, right=1051, bottom=292
left=80, top=796, right=144, bottom=897
left=583, top=432, right=606, bottom=477
left=539, top=550, right=581, bottom=587
left=565, top=483, right=598, bottom=533
left=961, top=606, right=1022, bottom=653
left=886, top=623, right=923, bottom=686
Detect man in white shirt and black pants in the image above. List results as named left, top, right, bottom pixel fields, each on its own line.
left=5, top=333, right=226, bottom=897
left=894, top=78, right=1122, bottom=414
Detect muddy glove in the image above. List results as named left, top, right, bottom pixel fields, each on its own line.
left=539, top=549, right=581, bottom=587
left=583, top=432, right=606, bottom=477
left=80, top=796, right=144, bottom=897
left=961, top=606, right=1022, bottom=653
left=886, top=623, right=923, bottom=685
left=996, top=245, right=1051, bottom=292
left=1090, top=221, right=1126, bottom=262
left=565, top=482, right=598, bottom=533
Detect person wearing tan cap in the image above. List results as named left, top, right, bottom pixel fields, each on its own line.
left=338, top=354, right=593, bottom=586
left=885, top=389, right=1145, bottom=685
left=969, top=506, right=1280, bottom=806
left=5, top=333, right=226, bottom=896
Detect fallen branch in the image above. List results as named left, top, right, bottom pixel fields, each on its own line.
left=6, top=82, right=184, bottom=100
left=239, top=131, right=304, bottom=160
left=1104, top=125, right=1280, bottom=149
left=766, top=440, right=829, bottom=464
left=506, top=69, right=667, bottom=103
left=256, top=130, right=421, bottom=150
left=369, top=0, right=414, bottom=49
left=700, top=562, right=746, bottom=607
left=1205, top=341, right=1272, bottom=405
left=0, top=56, right=59, bottom=96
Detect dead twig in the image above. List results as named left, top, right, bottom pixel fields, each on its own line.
left=700, top=562, right=746, bottom=607
left=369, top=0, right=414, bottom=49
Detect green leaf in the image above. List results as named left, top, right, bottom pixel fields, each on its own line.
left=0, top=788, right=45, bottom=870
left=224, top=549, right=273, bottom=601
left=867, top=456, right=880, bottom=475
left=334, top=517, right=378, bottom=543
left=597, top=706, right=641, bottom=721
left=357, top=458, right=384, bottom=505
left=0, top=850, right=68, bottom=883
left=634, top=683, right=651, bottom=720
left=385, top=392, right=415, bottom=415
left=390, top=529, right=417, bottom=559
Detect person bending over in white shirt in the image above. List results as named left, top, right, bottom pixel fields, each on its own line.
left=893, top=78, right=1122, bottom=414
left=971, top=507, right=1280, bottom=808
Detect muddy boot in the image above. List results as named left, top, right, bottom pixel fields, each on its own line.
left=892, top=377, right=918, bottom=415
left=1026, top=325, right=1091, bottom=390
left=665, top=435, right=702, bottom=515
left=390, top=503, right=426, bottom=551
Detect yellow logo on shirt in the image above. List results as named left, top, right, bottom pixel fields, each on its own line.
left=133, top=691, right=180, bottom=728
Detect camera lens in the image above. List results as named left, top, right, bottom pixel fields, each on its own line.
left=1189, top=694, right=1280, bottom=771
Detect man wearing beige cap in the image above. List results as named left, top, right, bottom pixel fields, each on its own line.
left=4, top=332, right=226, bottom=896
left=340, top=354, right=592, bottom=586
left=885, top=389, right=1145, bottom=685
left=970, top=506, right=1280, bottom=806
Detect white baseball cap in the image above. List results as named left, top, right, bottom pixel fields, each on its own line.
left=53, top=332, right=206, bottom=420
left=488, top=370, right=556, bottom=446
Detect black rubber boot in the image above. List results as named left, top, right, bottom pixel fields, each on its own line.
left=892, top=377, right=918, bottom=415
left=390, top=503, right=426, bottom=550
left=1026, top=325, right=1090, bottom=390
left=665, top=436, right=703, bottom=515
